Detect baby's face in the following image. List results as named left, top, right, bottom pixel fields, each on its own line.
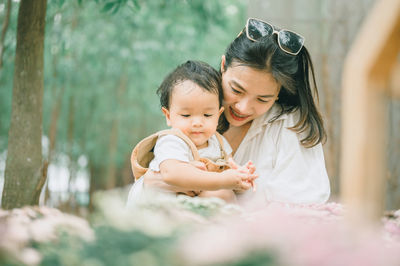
left=162, top=80, right=223, bottom=149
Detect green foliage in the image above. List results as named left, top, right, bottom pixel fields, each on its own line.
left=176, top=195, right=243, bottom=217
left=216, top=251, right=277, bottom=266
left=0, top=0, right=247, bottom=190
left=39, top=227, right=179, bottom=266
left=0, top=2, right=19, bottom=148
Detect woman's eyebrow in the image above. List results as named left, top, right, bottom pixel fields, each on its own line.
left=230, top=80, right=275, bottom=98
left=259, top=94, right=275, bottom=98
left=230, top=80, right=246, bottom=92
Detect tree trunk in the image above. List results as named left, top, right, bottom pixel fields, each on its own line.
left=66, top=95, right=77, bottom=210
left=105, top=74, right=127, bottom=189
left=88, top=163, right=105, bottom=212
left=105, top=119, right=119, bottom=189
left=1, top=0, right=47, bottom=209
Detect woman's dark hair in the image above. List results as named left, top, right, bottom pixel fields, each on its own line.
left=157, top=60, right=223, bottom=109
left=221, top=32, right=326, bottom=147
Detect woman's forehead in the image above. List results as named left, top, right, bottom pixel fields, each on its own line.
left=223, top=64, right=280, bottom=94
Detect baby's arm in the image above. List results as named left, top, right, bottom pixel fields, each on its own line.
left=142, top=170, right=198, bottom=196
left=160, top=159, right=256, bottom=191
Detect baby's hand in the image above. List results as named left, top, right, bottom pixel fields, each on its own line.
left=228, top=158, right=258, bottom=191
left=245, top=161, right=256, bottom=174
left=221, top=168, right=258, bottom=191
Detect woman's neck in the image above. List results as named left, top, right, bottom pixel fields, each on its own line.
left=223, top=121, right=252, bottom=156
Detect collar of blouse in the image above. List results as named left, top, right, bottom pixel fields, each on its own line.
left=244, top=103, right=289, bottom=142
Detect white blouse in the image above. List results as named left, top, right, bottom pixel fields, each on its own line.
left=234, top=104, right=330, bottom=204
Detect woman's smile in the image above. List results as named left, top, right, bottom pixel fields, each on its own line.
left=229, top=106, right=251, bottom=121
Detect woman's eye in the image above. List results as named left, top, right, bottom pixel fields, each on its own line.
left=231, top=88, right=242, bottom=94
left=204, top=114, right=213, bottom=117
left=181, top=114, right=190, bottom=117
left=258, top=98, right=269, bottom=103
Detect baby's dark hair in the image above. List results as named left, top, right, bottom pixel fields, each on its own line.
left=157, top=60, right=222, bottom=109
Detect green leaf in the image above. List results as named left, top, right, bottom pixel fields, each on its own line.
left=57, top=0, right=65, bottom=8
left=102, top=2, right=116, bottom=13
left=111, top=3, right=120, bottom=14
left=131, top=0, right=140, bottom=9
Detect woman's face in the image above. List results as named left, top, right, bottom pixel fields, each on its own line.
left=221, top=57, right=280, bottom=127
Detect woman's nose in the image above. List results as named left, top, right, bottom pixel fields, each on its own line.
left=234, top=97, right=251, bottom=114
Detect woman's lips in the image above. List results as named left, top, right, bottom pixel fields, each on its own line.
left=229, top=107, right=250, bottom=121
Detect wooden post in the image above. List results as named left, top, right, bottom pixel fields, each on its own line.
left=389, top=62, right=400, bottom=98
left=340, top=0, right=400, bottom=223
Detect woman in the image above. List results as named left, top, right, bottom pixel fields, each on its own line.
left=141, top=18, right=330, bottom=204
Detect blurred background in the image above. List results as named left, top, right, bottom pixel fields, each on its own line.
left=0, top=0, right=399, bottom=215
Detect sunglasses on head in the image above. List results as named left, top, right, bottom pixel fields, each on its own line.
left=239, top=18, right=305, bottom=56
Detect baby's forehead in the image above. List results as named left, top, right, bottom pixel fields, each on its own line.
left=170, top=80, right=219, bottom=109
left=171, top=80, right=217, bottom=97
left=170, top=81, right=219, bottom=99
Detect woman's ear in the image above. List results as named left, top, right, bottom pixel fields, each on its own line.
left=220, top=55, right=226, bottom=73
left=161, top=107, right=172, bottom=127
left=276, top=85, right=282, bottom=100
left=218, top=106, right=224, bottom=116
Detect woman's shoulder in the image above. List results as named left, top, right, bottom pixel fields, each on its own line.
left=281, top=107, right=301, bottom=127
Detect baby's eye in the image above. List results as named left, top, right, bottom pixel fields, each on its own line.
left=181, top=114, right=190, bottom=117
left=204, top=114, right=213, bottom=117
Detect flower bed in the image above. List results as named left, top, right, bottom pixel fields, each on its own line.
left=1, top=191, right=399, bottom=266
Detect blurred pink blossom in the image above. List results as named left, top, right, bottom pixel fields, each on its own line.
left=180, top=202, right=400, bottom=266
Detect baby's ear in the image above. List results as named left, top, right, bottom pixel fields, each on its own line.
left=161, top=107, right=171, bottom=126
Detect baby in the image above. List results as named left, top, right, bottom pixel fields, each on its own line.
left=128, top=60, right=257, bottom=204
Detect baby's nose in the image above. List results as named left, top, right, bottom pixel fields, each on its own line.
left=192, top=117, right=203, bottom=126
